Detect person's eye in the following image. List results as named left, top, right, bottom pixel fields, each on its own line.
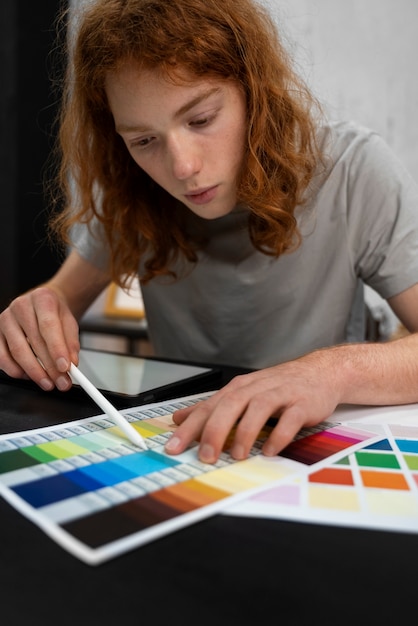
left=129, top=136, right=156, bottom=149
left=190, top=117, right=209, bottom=127
left=189, top=112, right=217, bottom=128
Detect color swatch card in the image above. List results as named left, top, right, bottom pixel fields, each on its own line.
left=0, top=392, right=376, bottom=565
left=227, top=417, right=418, bottom=534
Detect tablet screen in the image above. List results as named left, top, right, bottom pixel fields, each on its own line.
left=76, top=349, right=218, bottom=398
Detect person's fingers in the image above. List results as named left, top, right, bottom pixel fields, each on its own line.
left=0, top=288, right=78, bottom=391
left=227, top=389, right=285, bottom=459
left=261, top=404, right=308, bottom=456
left=167, top=378, right=272, bottom=462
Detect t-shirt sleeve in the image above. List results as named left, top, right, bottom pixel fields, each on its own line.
left=69, top=218, right=111, bottom=272
left=343, top=126, right=418, bottom=298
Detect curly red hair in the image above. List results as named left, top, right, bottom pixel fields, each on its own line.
left=49, top=0, right=323, bottom=286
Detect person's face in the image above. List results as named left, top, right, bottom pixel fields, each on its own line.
left=105, top=65, right=247, bottom=219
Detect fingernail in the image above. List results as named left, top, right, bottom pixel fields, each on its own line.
left=263, top=443, right=276, bottom=456
left=199, top=443, right=215, bottom=463
left=56, top=376, right=71, bottom=391
left=56, top=357, right=69, bottom=372
left=230, top=443, right=245, bottom=460
left=40, top=378, right=54, bottom=391
left=165, top=436, right=181, bottom=453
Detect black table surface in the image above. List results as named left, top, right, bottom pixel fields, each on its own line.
left=0, top=360, right=416, bottom=625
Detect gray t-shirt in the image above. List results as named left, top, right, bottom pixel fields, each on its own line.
left=73, top=121, right=418, bottom=368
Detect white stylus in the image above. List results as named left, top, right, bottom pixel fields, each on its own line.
left=69, top=363, right=147, bottom=450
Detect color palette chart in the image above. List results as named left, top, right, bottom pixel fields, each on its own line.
left=0, top=392, right=377, bottom=565
left=227, top=421, right=418, bottom=534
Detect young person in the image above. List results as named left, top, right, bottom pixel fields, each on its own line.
left=1, top=0, right=418, bottom=464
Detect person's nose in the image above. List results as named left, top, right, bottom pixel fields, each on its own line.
left=166, top=132, right=202, bottom=180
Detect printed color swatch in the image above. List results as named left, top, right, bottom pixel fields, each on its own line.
left=228, top=422, right=418, bottom=533
left=0, top=393, right=375, bottom=565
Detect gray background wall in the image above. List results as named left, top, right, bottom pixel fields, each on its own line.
left=262, top=0, right=418, bottom=180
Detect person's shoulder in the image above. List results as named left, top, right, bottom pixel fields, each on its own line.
left=317, top=119, right=378, bottom=149
left=316, top=120, right=391, bottom=171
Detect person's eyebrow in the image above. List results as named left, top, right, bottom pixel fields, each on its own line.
left=174, top=86, right=221, bottom=119
left=115, top=86, right=221, bottom=134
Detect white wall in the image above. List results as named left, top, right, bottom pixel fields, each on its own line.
left=261, top=0, right=418, bottom=180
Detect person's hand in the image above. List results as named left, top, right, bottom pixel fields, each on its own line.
left=0, top=286, right=80, bottom=391
left=165, top=351, right=343, bottom=463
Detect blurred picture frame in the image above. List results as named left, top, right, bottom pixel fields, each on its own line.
left=104, top=278, right=145, bottom=320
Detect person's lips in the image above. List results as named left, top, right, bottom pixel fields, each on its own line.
left=184, top=185, right=218, bottom=205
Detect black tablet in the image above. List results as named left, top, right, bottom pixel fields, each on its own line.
left=74, top=348, right=221, bottom=403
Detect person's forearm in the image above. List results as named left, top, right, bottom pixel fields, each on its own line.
left=46, top=278, right=104, bottom=321
left=315, top=333, right=418, bottom=406
left=46, top=251, right=110, bottom=320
